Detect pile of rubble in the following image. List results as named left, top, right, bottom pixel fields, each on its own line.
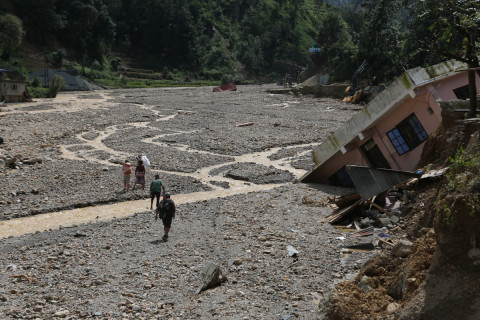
left=325, top=168, right=447, bottom=254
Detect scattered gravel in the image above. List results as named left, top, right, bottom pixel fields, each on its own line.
left=0, top=84, right=375, bottom=319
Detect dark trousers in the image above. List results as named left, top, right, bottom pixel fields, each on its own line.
left=151, top=192, right=161, bottom=207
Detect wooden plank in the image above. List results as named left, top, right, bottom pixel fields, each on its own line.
left=327, top=200, right=361, bottom=223
left=365, top=200, right=391, bottom=216
left=379, top=238, right=395, bottom=247
left=333, top=193, right=361, bottom=209
left=235, top=122, right=254, bottom=127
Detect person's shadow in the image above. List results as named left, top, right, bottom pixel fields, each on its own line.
left=149, top=239, right=165, bottom=245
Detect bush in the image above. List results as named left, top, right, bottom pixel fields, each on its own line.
left=91, top=60, right=106, bottom=71
left=221, top=73, right=245, bottom=84
left=162, top=66, right=169, bottom=79
left=221, top=74, right=233, bottom=84
left=28, top=87, right=50, bottom=98
left=48, top=75, right=65, bottom=98
left=110, top=57, right=122, bottom=71
left=32, top=76, right=41, bottom=87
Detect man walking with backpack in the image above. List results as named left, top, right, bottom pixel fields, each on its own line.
left=155, top=193, right=176, bottom=242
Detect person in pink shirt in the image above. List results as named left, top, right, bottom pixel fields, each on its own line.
left=122, top=160, right=133, bottom=191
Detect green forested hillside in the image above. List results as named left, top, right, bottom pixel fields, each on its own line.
left=0, top=0, right=479, bottom=85
left=0, top=0, right=329, bottom=80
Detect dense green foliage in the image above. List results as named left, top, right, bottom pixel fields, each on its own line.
left=28, top=87, right=50, bottom=98
left=0, top=14, right=24, bottom=60
left=1, top=0, right=479, bottom=85
left=1, top=0, right=328, bottom=79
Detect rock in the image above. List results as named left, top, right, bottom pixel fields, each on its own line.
left=197, top=262, right=227, bottom=294
left=6, top=264, right=17, bottom=271
left=360, top=217, right=373, bottom=228
left=53, top=310, right=69, bottom=317
left=387, top=302, right=400, bottom=314
left=388, top=268, right=408, bottom=300
left=358, top=275, right=374, bottom=293
left=5, top=157, right=17, bottom=167
left=232, top=259, right=243, bottom=266
left=33, top=306, right=42, bottom=312
left=390, top=215, right=400, bottom=224
left=378, top=217, right=392, bottom=227
left=392, top=240, right=413, bottom=257
left=23, top=157, right=43, bottom=165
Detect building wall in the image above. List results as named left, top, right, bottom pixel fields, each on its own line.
left=432, top=72, right=475, bottom=101
left=312, top=71, right=479, bottom=185
left=373, top=92, right=435, bottom=171
left=0, top=81, right=26, bottom=96
left=0, top=81, right=27, bottom=102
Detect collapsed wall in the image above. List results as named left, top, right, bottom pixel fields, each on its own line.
left=318, top=106, right=480, bottom=320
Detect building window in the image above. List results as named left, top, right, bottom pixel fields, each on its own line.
left=387, top=113, right=428, bottom=155
left=12, top=84, right=18, bottom=90
left=453, top=85, right=470, bottom=100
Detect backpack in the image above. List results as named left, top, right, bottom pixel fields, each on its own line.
left=157, top=199, right=175, bottom=219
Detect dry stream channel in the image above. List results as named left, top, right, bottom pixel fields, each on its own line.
left=0, top=87, right=324, bottom=238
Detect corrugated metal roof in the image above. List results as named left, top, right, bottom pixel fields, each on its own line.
left=346, top=165, right=419, bottom=200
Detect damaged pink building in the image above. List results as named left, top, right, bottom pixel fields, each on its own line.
left=299, top=60, right=480, bottom=187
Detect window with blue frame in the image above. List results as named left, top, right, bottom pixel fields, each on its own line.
left=387, top=113, right=428, bottom=155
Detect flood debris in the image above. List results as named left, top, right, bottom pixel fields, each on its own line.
left=235, top=122, right=254, bottom=127
left=346, top=165, right=420, bottom=200
left=327, top=167, right=425, bottom=253
left=213, top=83, right=237, bottom=92
left=287, top=245, right=299, bottom=261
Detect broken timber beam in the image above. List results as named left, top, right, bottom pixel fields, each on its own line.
left=235, top=122, right=254, bottom=127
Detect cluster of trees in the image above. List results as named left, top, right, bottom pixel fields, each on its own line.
left=0, top=0, right=326, bottom=78
left=0, top=0, right=479, bottom=103
left=316, top=0, right=479, bottom=81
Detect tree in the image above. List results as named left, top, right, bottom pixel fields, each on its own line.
left=316, top=9, right=358, bottom=81
left=418, top=0, right=480, bottom=118
left=357, top=0, right=411, bottom=82
left=0, top=14, right=25, bottom=61
left=48, top=75, right=65, bottom=98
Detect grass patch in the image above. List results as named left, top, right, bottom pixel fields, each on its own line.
left=94, top=78, right=221, bottom=89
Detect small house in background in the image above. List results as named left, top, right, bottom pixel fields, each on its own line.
left=299, top=60, right=480, bottom=187
left=0, top=69, right=31, bottom=102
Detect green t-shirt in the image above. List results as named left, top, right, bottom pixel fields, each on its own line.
left=150, top=179, right=163, bottom=192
